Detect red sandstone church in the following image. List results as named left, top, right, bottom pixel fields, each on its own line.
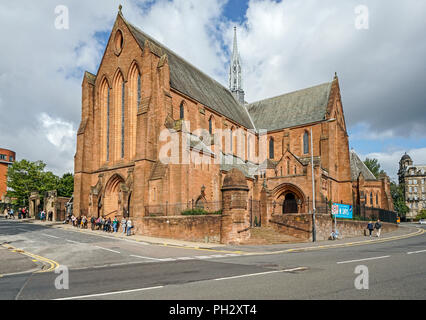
left=73, top=9, right=393, bottom=241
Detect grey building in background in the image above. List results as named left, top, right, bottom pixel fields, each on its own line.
left=398, top=153, right=426, bottom=220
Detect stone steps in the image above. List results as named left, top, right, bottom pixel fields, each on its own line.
left=242, top=227, right=304, bottom=245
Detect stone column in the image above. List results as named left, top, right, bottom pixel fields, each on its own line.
left=220, top=169, right=250, bottom=244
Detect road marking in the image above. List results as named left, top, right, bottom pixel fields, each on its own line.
left=42, top=234, right=60, bottom=239
left=407, top=249, right=426, bottom=255
left=336, top=255, right=390, bottom=264
left=94, top=246, right=121, bottom=254
left=214, top=267, right=308, bottom=281
left=54, top=285, right=164, bottom=300
left=176, top=257, right=194, bottom=260
left=157, top=258, right=176, bottom=262
left=195, top=255, right=213, bottom=259
left=66, top=239, right=82, bottom=244
left=129, top=255, right=164, bottom=261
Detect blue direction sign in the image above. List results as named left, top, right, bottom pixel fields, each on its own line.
left=332, top=203, right=353, bottom=219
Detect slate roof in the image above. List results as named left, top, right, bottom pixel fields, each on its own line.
left=350, top=150, right=377, bottom=181
left=246, top=82, right=333, bottom=131
left=123, top=16, right=254, bottom=129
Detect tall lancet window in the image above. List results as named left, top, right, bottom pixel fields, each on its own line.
left=128, top=63, right=140, bottom=159
left=137, top=73, right=141, bottom=108
left=106, top=86, right=110, bottom=161
left=121, top=81, right=125, bottom=159
left=269, top=138, right=274, bottom=159
left=303, top=131, right=309, bottom=154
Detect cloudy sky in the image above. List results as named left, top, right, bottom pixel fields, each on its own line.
left=0, top=0, right=425, bottom=181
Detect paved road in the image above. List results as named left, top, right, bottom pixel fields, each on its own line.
left=0, top=219, right=425, bottom=300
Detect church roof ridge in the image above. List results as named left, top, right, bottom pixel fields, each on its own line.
left=121, top=15, right=254, bottom=129
left=247, top=81, right=333, bottom=106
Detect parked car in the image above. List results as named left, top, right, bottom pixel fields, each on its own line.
left=419, top=219, right=426, bottom=225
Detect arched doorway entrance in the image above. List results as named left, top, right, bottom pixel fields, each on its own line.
left=283, top=192, right=298, bottom=214
left=273, top=183, right=306, bottom=214
left=103, top=174, right=125, bottom=218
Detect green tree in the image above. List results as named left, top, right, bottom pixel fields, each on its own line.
left=57, top=173, right=74, bottom=197
left=6, top=159, right=59, bottom=205
left=390, top=182, right=409, bottom=218
left=364, top=158, right=386, bottom=178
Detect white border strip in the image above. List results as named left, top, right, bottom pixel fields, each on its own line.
left=54, top=286, right=164, bottom=300
left=337, top=255, right=390, bottom=264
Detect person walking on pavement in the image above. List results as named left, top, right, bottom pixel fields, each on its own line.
left=126, top=218, right=133, bottom=236
left=367, top=221, right=374, bottom=237
left=9, top=208, right=15, bottom=219
left=375, top=219, right=382, bottom=238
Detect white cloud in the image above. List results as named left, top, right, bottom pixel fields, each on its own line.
left=39, top=113, right=76, bottom=152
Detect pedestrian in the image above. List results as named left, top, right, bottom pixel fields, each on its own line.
left=48, top=211, right=53, bottom=221
left=126, top=218, right=133, bottom=236
left=375, top=219, right=382, bottom=238
left=121, top=217, right=127, bottom=234
left=112, top=216, right=118, bottom=233
left=367, top=221, right=374, bottom=237
left=9, top=208, right=15, bottom=219
left=91, top=216, right=96, bottom=230
left=18, top=208, right=22, bottom=219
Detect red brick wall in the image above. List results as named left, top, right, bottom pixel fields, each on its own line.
left=132, top=215, right=222, bottom=243
left=270, top=214, right=398, bottom=241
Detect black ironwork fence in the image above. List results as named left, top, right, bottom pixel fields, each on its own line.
left=353, top=205, right=397, bottom=223
left=144, top=200, right=223, bottom=217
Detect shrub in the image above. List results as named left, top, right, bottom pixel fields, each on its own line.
left=181, top=208, right=222, bottom=216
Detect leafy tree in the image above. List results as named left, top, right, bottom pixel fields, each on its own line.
left=6, top=159, right=72, bottom=205
left=58, top=173, right=74, bottom=198
left=390, top=182, right=409, bottom=218
left=364, top=158, right=386, bottom=178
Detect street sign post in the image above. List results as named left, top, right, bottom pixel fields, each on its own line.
left=331, top=204, right=353, bottom=239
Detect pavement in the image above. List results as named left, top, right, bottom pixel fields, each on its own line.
left=6, top=217, right=423, bottom=253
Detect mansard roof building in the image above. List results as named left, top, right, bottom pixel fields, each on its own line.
left=398, top=153, right=426, bottom=220
left=73, top=9, right=393, bottom=241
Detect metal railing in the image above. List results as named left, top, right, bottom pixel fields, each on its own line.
left=144, top=200, right=223, bottom=217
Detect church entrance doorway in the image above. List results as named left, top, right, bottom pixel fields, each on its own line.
left=103, top=174, right=125, bottom=219
left=283, top=192, right=298, bottom=214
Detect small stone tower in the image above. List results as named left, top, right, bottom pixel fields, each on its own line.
left=221, top=168, right=251, bottom=244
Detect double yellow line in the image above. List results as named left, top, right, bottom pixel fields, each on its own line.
left=1, top=244, right=59, bottom=274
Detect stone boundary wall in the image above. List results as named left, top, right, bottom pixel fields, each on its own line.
left=133, top=215, right=222, bottom=243
left=270, top=214, right=398, bottom=241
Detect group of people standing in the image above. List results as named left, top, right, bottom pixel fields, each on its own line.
left=38, top=210, right=54, bottom=222
left=67, top=214, right=134, bottom=236
left=3, top=207, right=29, bottom=219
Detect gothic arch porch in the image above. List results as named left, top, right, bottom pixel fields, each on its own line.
left=272, top=183, right=307, bottom=214
left=103, top=174, right=126, bottom=218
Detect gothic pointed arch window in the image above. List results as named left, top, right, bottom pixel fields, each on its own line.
left=128, top=62, right=141, bottom=159
left=370, top=192, right=373, bottom=206
left=269, top=137, right=274, bottom=159
left=100, top=79, right=110, bottom=162
left=230, top=127, right=234, bottom=154
left=113, top=70, right=125, bottom=161
left=303, top=131, right=309, bottom=154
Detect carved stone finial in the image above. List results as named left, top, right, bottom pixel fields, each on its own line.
left=119, top=4, right=123, bottom=13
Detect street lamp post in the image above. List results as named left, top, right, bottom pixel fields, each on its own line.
left=311, top=118, right=336, bottom=242
left=311, top=127, right=316, bottom=242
